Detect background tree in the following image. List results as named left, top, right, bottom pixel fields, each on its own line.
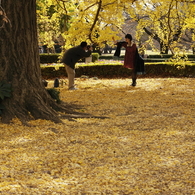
left=37, top=0, right=195, bottom=54
left=126, top=0, right=195, bottom=54
left=37, top=0, right=72, bottom=48
left=183, top=3, right=195, bottom=54
left=37, top=0, right=135, bottom=49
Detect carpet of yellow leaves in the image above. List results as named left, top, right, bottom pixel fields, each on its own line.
left=0, top=78, right=195, bottom=195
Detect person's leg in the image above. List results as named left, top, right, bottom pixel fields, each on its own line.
left=131, top=68, right=137, bottom=86
left=65, top=65, right=75, bottom=89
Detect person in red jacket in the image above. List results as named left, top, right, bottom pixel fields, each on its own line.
left=113, top=34, right=139, bottom=86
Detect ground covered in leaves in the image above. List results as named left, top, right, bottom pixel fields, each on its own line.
left=0, top=78, right=195, bottom=195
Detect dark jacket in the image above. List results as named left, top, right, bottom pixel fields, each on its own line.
left=135, top=48, right=145, bottom=74
left=61, top=45, right=91, bottom=69
left=114, top=41, right=126, bottom=57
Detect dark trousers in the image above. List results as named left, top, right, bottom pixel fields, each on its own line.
left=132, top=68, right=137, bottom=83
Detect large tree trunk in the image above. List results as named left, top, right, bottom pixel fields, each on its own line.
left=0, top=0, right=65, bottom=124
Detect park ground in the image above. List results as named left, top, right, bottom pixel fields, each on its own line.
left=0, top=77, right=195, bottom=194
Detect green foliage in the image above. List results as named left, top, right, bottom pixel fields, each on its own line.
left=146, top=54, right=195, bottom=63
left=41, top=62, right=195, bottom=78
left=99, top=55, right=125, bottom=60
left=147, top=55, right=173, bottom=59
left=0, top=81, right=12, bottom=115
left=40, top=54, right=60, bottom=63
left=92, top=53, right=100, bottom=62
left=40, top=53, right=100, bottom=64
left=46, top=88, right=61, bottom=104
left=147, top=54, right=195, bottom=59
left=40, top=66, right=66, bottom=79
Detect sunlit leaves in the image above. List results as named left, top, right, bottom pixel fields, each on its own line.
left=37, top=0, right=135, bottom=48
left=0, top=78, right=195, bottom=193
left=36, top=0, right=195, bottom=52
left=128, top=0, right=195, bottom=53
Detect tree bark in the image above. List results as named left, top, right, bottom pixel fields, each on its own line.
left=0, top=0, right=65, bottom=123
left=143, top=27, right=169, bottom=54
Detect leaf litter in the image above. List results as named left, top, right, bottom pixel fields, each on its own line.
left=0, top=78, right=195, bottom=194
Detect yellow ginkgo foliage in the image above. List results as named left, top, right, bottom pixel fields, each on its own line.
left=37, top=0, right=195, bottom=53
left=127, top=0, right=195, bottom=54
left=0, top=78, right=195, bottom=194
left=37, top=0, right=136, bottom=48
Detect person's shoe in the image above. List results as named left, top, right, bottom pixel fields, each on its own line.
left=131, top=82, right=137, bottom=87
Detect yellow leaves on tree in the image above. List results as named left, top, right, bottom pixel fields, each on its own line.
left=36, top=0, right=195, bottom=53
left=37, top=0, right=136, bottom=48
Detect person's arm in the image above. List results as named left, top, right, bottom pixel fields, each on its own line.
left=112, top=38, right=127, bottom=57
left=77, top=46, right=91, bottom=58
left=82, top=48, right=92, bottom=57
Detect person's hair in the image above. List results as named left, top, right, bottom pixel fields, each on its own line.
left=125, top=34, right=132, bottom=41
left=80, top=41, right=87, bottom=48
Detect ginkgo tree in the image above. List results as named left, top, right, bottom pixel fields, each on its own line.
left=37, top=0, right=195, bottom=54
left=183, top=3, right=195, bottom=53
left=63, top=0, right=128, bottom=47
left=126, top=0, right=195, bottom=54
left=37, top=0, right=136, bottom=49
left=37, top=0, right=70, bottom=47
left=0, top=0, right=69, bottom=124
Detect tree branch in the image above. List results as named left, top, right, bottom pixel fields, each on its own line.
left=88, top=0, right=102, bottom=42
left=143, top=27, right=161, bottom=43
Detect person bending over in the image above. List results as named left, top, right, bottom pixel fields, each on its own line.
left=61, top=42, right=92, bottom=90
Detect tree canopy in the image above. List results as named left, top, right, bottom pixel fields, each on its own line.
left=37, top=0, right=195, bottom=53
left=37, top=0, right=139, bottom=49
left=127, top=0, right=195, bottom=53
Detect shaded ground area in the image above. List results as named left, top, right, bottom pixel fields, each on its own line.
left=0, top=78, right=195, bottom=194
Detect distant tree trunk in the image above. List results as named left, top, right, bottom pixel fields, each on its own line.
left=160, top=43, right=169, bottom=54
left=143, top=27, right=169, bottom=54
left=0, top=0, right=66, bottom=123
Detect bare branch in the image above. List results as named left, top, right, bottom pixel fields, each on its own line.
left=88, top=0, right=102, bottom=42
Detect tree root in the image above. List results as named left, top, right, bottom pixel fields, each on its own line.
left=0, top=88, right=108, bottom=124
